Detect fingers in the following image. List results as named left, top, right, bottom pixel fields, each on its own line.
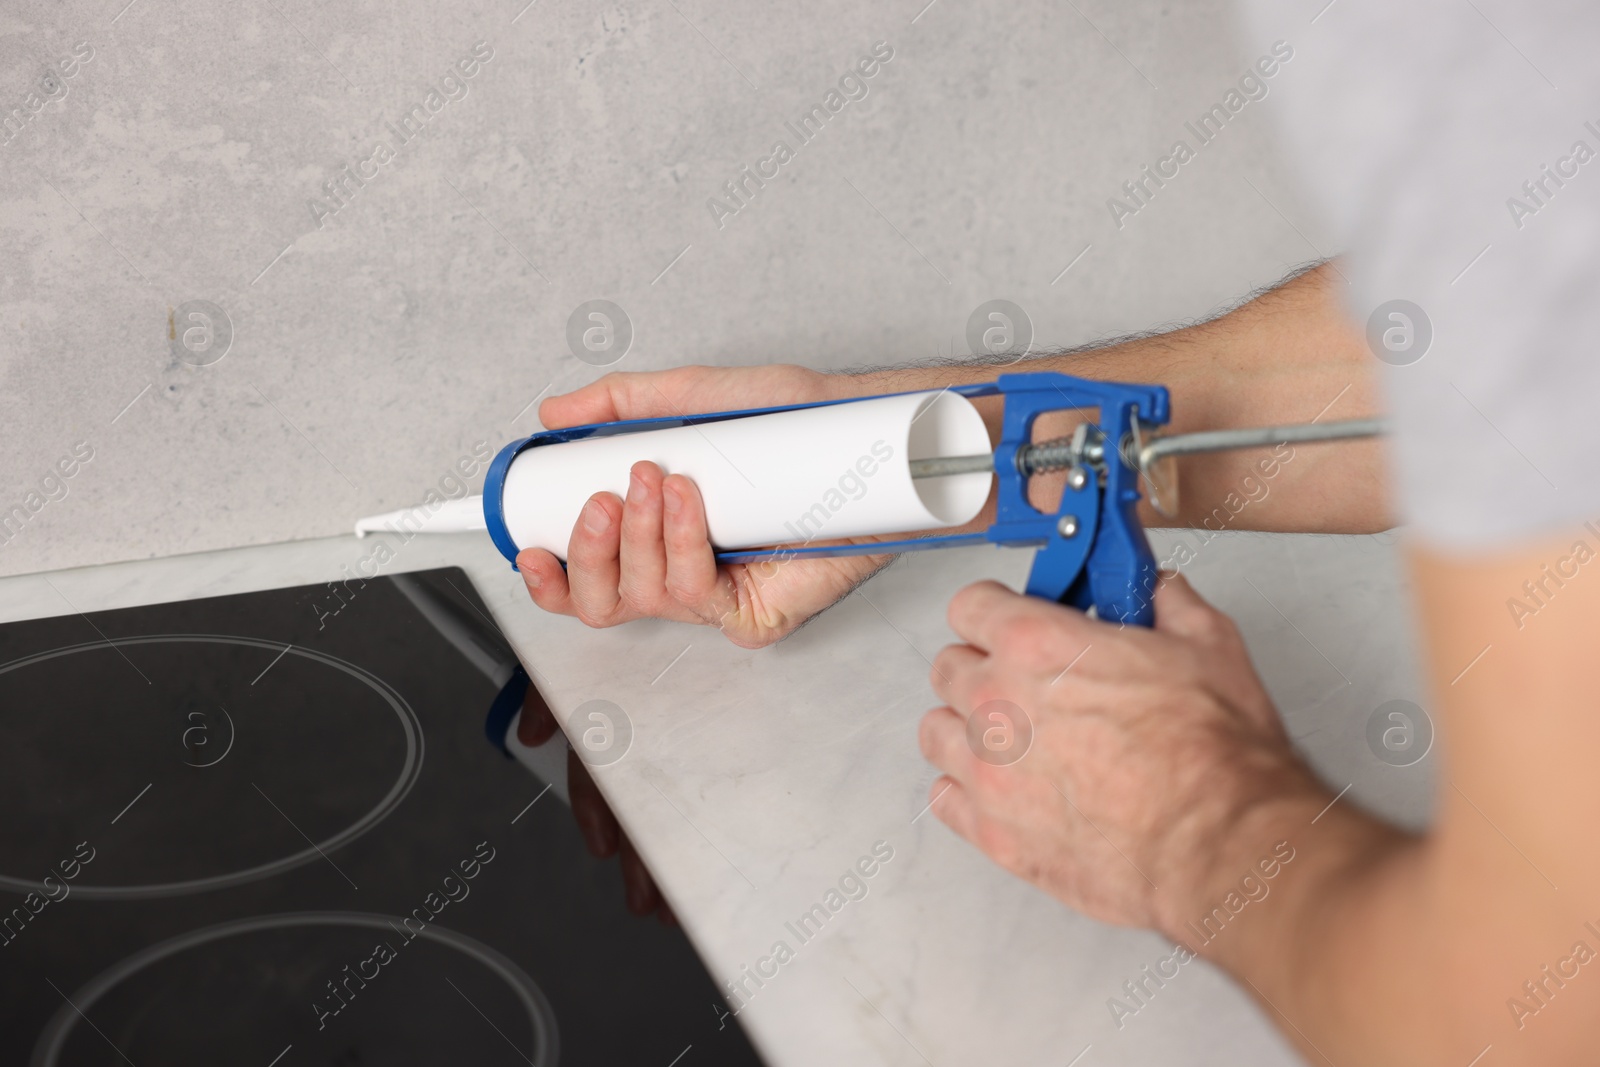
left=529, top=468, right=737, bottom=631
left=517, top=548, right=574, bottom=616
left=619, top=463, right=669, bottom=610
left=946, top=581, right=1018, bottom=651
left=929, top=643, right=985, bottom=713
left=515, top=683, right=560, bottom=748
left=919, top=705, right=974, bottom=779
left=566, top=493, right=625, bottom=624
left=925, top=775, right=980, bottom=842
left=661, top=475, right=736, bottom=618
left=947, top=580, right=1095, bottom=663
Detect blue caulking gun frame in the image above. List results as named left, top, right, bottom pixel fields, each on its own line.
left=483, top=371, right=1384, bottom=629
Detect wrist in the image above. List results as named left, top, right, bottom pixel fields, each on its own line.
left=1150, top=776, right=1311, bottom=945
left=1155, top=784, right=1406, bottom=973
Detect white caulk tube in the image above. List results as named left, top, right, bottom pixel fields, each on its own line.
left=481, top=391, right=993, bottom=562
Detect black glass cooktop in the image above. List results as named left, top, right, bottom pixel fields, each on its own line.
left=0, top=568, right=761, bottom=1067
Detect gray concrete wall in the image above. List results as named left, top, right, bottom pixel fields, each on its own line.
left=0, top=0, right=1329, bottom=577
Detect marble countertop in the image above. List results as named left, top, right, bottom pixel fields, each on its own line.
left=0, top=525, right=1430, bottom=1066
left=4, top=2, right=1415, bottom=1058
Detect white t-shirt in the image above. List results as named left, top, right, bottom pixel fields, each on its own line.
left=1247, top=0, right=1600, bottom=550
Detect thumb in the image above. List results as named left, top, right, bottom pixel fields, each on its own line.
left=1150, top=569, right=1228, bottom=640
left=539, top=369, right=709, bottom=430
left=537, top=373, right=630, bottom=429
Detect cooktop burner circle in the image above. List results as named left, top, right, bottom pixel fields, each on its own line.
left=0, top=635, right=423, bottom=900
left=29, top=910, right=560, bottom=1067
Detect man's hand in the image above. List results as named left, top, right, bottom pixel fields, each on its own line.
left=517, top=261, right=1392, bottom=648
left=516, top=365, right=897, bottom=648
left=918, top=573, right=1367, bottom=940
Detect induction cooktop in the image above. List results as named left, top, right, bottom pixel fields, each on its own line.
left=0, top=567, right=761, bottom=1066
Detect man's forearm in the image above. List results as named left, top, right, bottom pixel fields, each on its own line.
left=830, top=263, right=1391, bottom=535
left=1165, top=787, right=1437, bottom=1065
left=1159, top=532, right=1600, bottom=1067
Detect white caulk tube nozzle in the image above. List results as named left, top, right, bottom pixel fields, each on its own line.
left=354, top=494, right=488, bottom=538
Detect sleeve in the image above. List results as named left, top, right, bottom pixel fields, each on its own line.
left=1244, top=0, right=1600, bottom=551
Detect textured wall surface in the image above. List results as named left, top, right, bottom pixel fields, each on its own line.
left=0, top=0, right=1329, bottom=578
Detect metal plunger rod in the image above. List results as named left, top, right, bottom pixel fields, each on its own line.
left=1138, top=417, right=1387, bottom=463
left=907, top=417, right=1387, bottom=480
